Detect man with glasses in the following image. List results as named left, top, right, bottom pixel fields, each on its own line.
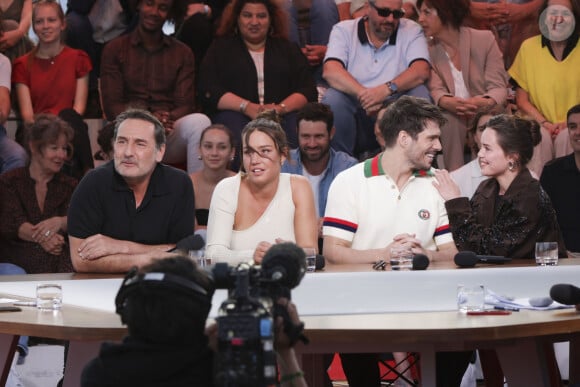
left=322, top=0, right=431, bottom=159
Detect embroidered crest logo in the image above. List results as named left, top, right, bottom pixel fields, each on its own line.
left=418, top=209, right=430, bottom=220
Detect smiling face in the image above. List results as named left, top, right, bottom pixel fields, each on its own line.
left=418, top=2, right=443, bottom=38
left=113, top=118, right=165, bottom=184
left=32, top=3, right=65, bottom=45
left=33, top=134, right=68, bottom=175
left=297, top=120, right=332, bottom=164
left=404, top=119, right=442, bottom=170
left=238, top=2, right=271, bottom=46
left=138, top=0, right=172, bottom=33
left=242, top=130, right=285, bottom=184
left=199, top=128, right=235, bottom=171
left=367, top=0, right=404, bottom=42
left=477, top=128, right=514, bottom=178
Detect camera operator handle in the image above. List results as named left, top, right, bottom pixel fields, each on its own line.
left=275, top=303, right=309, bottom=346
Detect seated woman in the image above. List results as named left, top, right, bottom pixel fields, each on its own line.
left=0, top=0, right=33, bottom=62
left=0, top=114, right=77, bottom=274
left=206, top=113, right=318, bottom=264
left=508, top=0, right=580, bottom=160
left=417, top=0, right=508, bottom=171
left=198, top=0, right=318, bottom=169
left=189, top=124, right=236, bottom=235
left=434, top=114, right=566, bottom=258
left=449, top=109, right=495, bottom=198
left=12, top=0, right=93, bottom=179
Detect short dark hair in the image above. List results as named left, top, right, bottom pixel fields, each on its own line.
left=114, top=108, right=166, bottom=150
left=567, top=103, right=580, bottom=121
left=486, top=114, right=541, bottom=168
left=25, top=114, right=74, bottom=159
left=120, top=256, right=212, bottom=345
left=379, top=96, right=446, bottom=147
left=416, top=0, right=470, bottom=29
left=296, top=102, right=334, bottom=133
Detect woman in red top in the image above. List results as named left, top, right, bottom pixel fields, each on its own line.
left=12, top=0, right=93, bottom=178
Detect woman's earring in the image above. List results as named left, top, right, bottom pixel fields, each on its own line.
left=198, top=156, right=202, bottom=160
left=508, top=161, right=515, bottom=171
left=231, top=157, right=235, bottom=161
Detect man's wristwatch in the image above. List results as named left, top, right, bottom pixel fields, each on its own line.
left=386, top=81, right=398, bottom=95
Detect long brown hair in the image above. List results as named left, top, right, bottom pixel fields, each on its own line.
left=216, top=0, right=289, bottom=40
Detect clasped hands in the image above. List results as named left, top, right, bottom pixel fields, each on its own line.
left=31, top=217, right=65, bottom=256
left=358, top=85, right=390, bottom=116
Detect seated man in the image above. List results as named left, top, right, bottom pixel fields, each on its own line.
left=68, top=109, right=195, bottom=273
left=0, top=52, right=27, bottom=174
left=322, top=0, right=430, bottom=158
left=81, top=255, right=307, bottom=387
left=323, top=96, right=469, bottom=387
left=282, top=102, right=358, bottom=242
left=540, top=104, right=580, bottom=257
left=100, top=0, right=211, bottom=173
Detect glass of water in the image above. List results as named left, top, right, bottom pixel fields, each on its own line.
left=535, top=242, right=558, bottom=266
left=36, top=284, right=62, bottom=311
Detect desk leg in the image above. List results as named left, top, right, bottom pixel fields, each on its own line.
left=496, top=338, right=551, bottom=387
left=570, top=336, right=580, bottom=384
left=0, top=334, right=18, bottom=387
left=420, top=350, right=436, bottom=387
left=62, top=341, right=102, bottom=387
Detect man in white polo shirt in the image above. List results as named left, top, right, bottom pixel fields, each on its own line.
left=322, top=0, right=430, bottom=158
left=323, top=96, right=469, bottom=387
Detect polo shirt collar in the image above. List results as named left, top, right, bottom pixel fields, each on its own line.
left=357, top=17, right=399, bottom=46
left=111, top=162, right=171, bottom=197
left=363, top=154, right=433, bottom=178
left=562, top=153, right=580, bottom=172
left=130, top=29, right=173, bottom=48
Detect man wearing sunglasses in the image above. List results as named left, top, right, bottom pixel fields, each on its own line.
left=322, top=0, right=431, bottom=160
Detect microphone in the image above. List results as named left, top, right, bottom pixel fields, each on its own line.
left=261, top=242, right=306, bottom=289
left=389, top=254, right=430, bottom=271
left=550, top=284, right=580, bottom=305
left=170, top=234, right=205, bottom=253
left=454, top=251, right=512, bottom=268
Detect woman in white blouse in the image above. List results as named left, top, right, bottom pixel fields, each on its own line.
left=206, top=114, right=318, bottom=264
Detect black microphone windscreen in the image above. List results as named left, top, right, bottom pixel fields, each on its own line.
left=261, top=242, right=306, bottom=289
left=550, top=284, right=580, bottom=305
left=412, top=254, right=429, bottom=270
left=174, top=234, right=205, bottom=252
left=454, top=251, right=478, bottom=268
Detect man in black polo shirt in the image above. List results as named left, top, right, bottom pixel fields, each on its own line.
left=68, top=109, right=194, bottom=273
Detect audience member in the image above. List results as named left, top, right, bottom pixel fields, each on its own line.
left=67, top=109, right=195, bottom=273
left=0, top=114, right=77, bottom=273
left=467, top=0, right=542, bottom=68
left=206, top=113, right=318, bottom=265
left=282, top=102, right=357, bottom=233
left=508, top=0, right=580, bottom=161
left=65, top=0, right=137, bottom=117
left=101, top=0, right=211, bottom=174
left=0, top=0, right=32, bottom=62
left=449, top=110, right=493, bottom=198
left=12, top=0, right=94, bottom=179
left=81, top=255, right=307, bottom=387
left=0, top=51, right=27, bottom=174
left=287, top=0, right=339, bottom=90
left=189, top=124, right=236, bottom=234
left=417, top=0, right=508, bottom=171
left=540, top=104, right=580, bottom=256
left=199, top=0, right=317, bottom=169
left=322, top=0, right=430, bottom=159
left=323, top=96, right=467, bottom=387
left=435, top=114, right=566, bottom=258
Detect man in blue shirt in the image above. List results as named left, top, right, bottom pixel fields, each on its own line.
left=283, top=102, right=358, bottom=220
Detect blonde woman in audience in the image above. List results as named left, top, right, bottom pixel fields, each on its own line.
left=189, top=124, right=236, bottom=234
left=12, top=0, right=93, bottom=179
left=418, top=0, right=508, bottom=171
left=206, top=114, right=318, bottom=264
left=509, top=0, right=580, bottom=159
